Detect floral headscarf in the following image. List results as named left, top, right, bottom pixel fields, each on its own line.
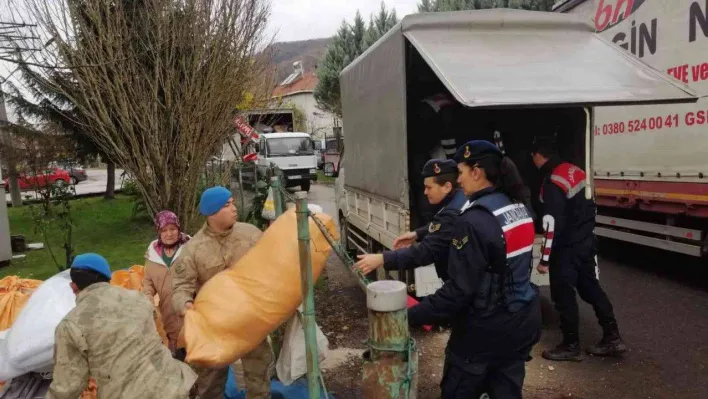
left=153, top=210, right=190, bottom=253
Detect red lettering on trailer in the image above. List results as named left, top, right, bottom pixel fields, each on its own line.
left=685, top=110, right=707, bottom=126
left=667, top=64, right=690, bottom=83
left=690, top=62, right=708, bottom=81
left=595, top=0, right=646, bottom=32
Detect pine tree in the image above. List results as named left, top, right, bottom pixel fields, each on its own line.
left=314, top=2, right=399, bottom=117
left=417, top=0, right=553, bottom=12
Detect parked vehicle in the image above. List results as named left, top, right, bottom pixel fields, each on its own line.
left=50, top=160, right=88, bottom=185
left=554, top=0, right=708, bottom=258
left=3, top=168, right=71, bottom=191
left=326, top=9, right=696, bottom=296
left=255, top=132, right=318, bottom=192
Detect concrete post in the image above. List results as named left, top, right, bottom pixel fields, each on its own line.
left=362, top=280, right=418, bottom=398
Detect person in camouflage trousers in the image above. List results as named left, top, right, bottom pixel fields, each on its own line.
left=47, top=253, right=197, bottom=399
left=172, top=186, right=274, bottom=399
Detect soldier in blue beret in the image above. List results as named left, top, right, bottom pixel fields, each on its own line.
left=408, top=140, right=542, bottom=399
left=355, top=158, right=467, bottom=282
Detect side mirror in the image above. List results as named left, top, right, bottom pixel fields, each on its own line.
left=254, top=143, right=261, bottom=153
left=323, top=162, right=338, bottom=177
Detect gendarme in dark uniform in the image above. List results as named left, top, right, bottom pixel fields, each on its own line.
left=383, top=159, right=467, bottom=280
left=409, top=140, right=542, bottom=399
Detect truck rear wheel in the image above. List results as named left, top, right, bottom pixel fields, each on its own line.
left=301, top=180, right=311, bottom=192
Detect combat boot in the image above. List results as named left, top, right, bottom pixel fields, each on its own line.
left=542, top=342, right=583, bottom=362
left=587, top=324, right=627, bottom=356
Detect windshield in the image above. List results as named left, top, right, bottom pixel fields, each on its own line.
left=266, top=137, right=314, bottom=156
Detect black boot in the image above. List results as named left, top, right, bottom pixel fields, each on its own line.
left=542, top=341, right=583, bottom=362
left=588, top=324, right=627, bottom=356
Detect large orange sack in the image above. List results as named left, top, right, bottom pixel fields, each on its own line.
left=0, top=276, right=42, bottom=331
left=185, top=209, right=336, bottom=367
left=110, top=265, right=145, bottom=291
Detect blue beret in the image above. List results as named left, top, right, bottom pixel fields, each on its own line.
left=454, top=140, right=503, bottom=163
left=199, top=186, right=232, bottom=216
left=71, top=253, right=112, bottom=280
left=422, top=159, right=458, bottom=178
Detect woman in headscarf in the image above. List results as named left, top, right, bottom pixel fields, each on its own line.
left=143, top=210, right=191, bottom=353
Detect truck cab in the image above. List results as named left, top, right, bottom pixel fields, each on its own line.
left=256, top=132, right=318, bottom=192
left=329, top=9, right=697, bottom=297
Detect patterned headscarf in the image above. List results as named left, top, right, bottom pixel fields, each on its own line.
left=154, top=210, right=190, bottom=252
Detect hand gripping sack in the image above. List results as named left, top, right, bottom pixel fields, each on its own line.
left=4, top=270, right=75, bottom=372
left=184, top=209, right=336, bottom=367
left=276, top=306, right=329, bottom=385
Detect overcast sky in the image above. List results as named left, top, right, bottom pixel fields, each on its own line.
left=268, top=0, right=420, bottom=42
left=0, top=0, right=422, bottom=121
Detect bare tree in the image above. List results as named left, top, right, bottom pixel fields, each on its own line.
left=6, top=0, right=272, bottom=225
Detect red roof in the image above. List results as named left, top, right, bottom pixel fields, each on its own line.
left=272, top=72, right=318, bottom=97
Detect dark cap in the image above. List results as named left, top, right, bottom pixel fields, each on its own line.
left=454, top=140, right=502, bottom=163
left=421, top=159, right=457, bottom=178
left=531, top=136, right=557, bottom=154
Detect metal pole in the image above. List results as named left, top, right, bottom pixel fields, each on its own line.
left=271, top=176, right=284, bottom=217
left=362, top=280, right=417, bottom=398
left=295, top=191, right=321, bottom=399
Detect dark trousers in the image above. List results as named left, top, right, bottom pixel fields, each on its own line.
left=440, top=356, right=526, bottom=399
left=549, top=245, right=617, bottom=342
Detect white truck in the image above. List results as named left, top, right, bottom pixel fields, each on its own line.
left=554, top=0, right=708, bottom=258
left=255, top=132, right=318, bottom=192
left=326, top=9, right=696, bottom=296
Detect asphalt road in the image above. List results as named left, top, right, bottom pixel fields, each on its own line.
left=4, top=169, right=125, bottom=204
left=308, top=183, right=708, bottom=398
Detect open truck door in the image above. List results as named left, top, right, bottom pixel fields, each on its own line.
left=338, top=9, right=697, bottom=292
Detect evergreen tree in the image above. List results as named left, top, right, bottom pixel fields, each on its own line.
left=314, top=2, right=399, bottom=117
left=417, top=0, right=554, bottom=12
left=364, top=3, right=398, bottom=48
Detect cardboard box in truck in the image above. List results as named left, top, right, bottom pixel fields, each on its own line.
left=329, top=8, right=696, bottom=296
left=555, top=0, right=708, bottom=257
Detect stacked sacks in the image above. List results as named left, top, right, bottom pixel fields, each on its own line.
left=0, top=277, right=42, bottom=391
left=0, top=270, right=75, bottom=381
left=184, top=208, right=336, bottom=367
left=0, top=276, right=42, bottom=332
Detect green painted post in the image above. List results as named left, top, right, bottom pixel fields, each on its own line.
left=362, top=280, right=418, bottom=398
left=271, top=176, right=284, bottom=217
left=295, top=191, right=321, bottom=399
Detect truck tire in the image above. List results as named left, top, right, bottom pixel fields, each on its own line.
left=301, top=180, right=311, bottom=192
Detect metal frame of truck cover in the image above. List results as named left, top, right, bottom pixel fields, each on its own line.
left=339, top=8, right=697, bottom=211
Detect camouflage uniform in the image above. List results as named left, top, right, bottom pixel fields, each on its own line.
left=172, top=222, right=274, bottom=399
left=46, top=283, right=197, bottom=399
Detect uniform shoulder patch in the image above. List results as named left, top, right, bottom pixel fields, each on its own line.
left=428, top=222, right=441, bottom=233
left=452, top=236, right=469, bottom=250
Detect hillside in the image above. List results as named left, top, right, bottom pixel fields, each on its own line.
left=269, top=37, right=331, bottom=82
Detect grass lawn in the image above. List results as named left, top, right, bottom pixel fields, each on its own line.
left=316, top=170, right=335, bottom=185
left=1, top=195, right=155, bottom=280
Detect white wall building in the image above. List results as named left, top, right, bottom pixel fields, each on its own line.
left=271, top=61, right=341, bottom=140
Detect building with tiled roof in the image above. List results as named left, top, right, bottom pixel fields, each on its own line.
left=271, top=61, right=341, bottom=140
